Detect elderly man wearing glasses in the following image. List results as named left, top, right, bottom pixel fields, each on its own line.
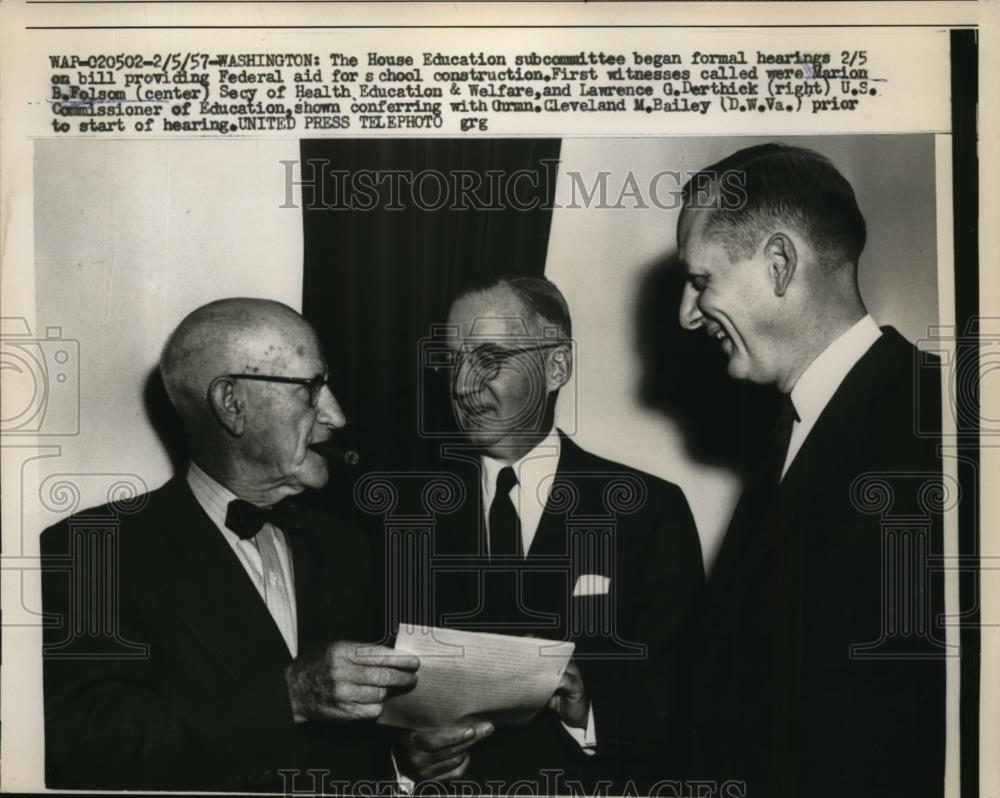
left=393, top=276, right=706, bottom=794
left=41, top=298, right=417, bottom=792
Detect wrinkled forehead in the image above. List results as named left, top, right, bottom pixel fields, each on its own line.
left=446, top=287, right=542, bottom=342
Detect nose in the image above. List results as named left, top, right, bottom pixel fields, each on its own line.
left=315, top=386, right=347, bottom=429
left=679, top=283, right=704, bottom=330
left=451, top=354, right=479, bottom=398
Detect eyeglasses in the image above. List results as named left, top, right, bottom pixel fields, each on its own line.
left=430, top=342, right=565, bottom=383
left=226, top=373, right=330, bottom=407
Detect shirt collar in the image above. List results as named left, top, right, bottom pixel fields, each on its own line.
left=480, top=427, right=562, bottom=503
left=186, top=461, right=240, bottom=533
left=789, top=314, right=882, bottom=426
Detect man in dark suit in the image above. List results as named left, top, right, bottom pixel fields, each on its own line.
left=41, top=298, right=419, bottom=791
left=677, top=144, right=946, bottom=797
left=393, top=276, right=705, bottom=792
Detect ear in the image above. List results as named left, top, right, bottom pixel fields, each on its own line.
left=546, top=343, right=573, bottom=392
left=765, top=232, right=797, bottom=297
left=207, top=376, right=247, bottom=437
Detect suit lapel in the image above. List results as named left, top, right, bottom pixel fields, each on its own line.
left=783, top=330, right=909, bottom=488
left=434, top=451, right=488, bottom=619
left=287, top=521, right=329, bottom=654
left=156, top=479, right=296, bottom=674
left=744, top=328, right=913, bottom=571
left=520, top=436, right=590, bottom=634
left=529, top=434, right=585, bottom=559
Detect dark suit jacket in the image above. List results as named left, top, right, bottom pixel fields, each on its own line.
left=392, top=434, right=704, bottom=792
left=689, top=328, right=946, bottom=798
left=41, top=476, right=392, bottom=792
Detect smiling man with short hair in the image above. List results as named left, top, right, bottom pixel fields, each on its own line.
left=395, top=276, right=705, bottom=793
left=678, top=144, right=946, bottom=797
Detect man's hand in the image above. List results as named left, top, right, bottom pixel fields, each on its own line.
left=548, top=660, right=589, bottom=728
left=285, top=641, right=419, bottom=724
left=397, top=722, right=494, bottom=782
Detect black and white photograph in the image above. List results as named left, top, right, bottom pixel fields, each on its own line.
left=0, top=6, right=993, bottom=798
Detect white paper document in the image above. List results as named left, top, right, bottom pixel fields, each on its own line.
left=378, top=626, right=575, bottom=730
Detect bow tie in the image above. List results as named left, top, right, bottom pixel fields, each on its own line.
left=225, top=498, right=302, bottom=541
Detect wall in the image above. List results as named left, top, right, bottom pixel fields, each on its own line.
left=32, top=139, right=304, bottom=519
left=545, top=135, right=938, bottom=567
left=29, top=135, right=939, bottom=566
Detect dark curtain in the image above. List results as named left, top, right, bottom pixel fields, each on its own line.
left=300, top=138, right=561, bottom=507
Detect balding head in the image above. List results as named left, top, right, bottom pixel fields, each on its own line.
left=161, top=298, right=315, bottom=424
left=160, top=298, right=345, bottom=503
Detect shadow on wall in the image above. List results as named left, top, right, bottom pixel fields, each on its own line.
left=145, top=367, right=188, bottom=476
left=635, top=252, right=779, bottom=475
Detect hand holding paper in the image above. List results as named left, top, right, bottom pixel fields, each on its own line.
left=284, top=641, right=419, bottom=724
left=378, top=626, right=575, bottom=730
left=397, top=722, right=494, bottom=782
left=548, top=659, right=590, bottom=729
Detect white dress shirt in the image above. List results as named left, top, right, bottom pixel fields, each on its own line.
left=480, top=427, right=562, bottom=556
left=186, top=463, right=299, bottom=657
left=480, top=428, right=597, bottom=753
left=782, top=315, right=883, bottom=479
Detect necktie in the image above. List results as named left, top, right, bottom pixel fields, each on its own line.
left=489, top=466, right=522, bottom=558
left=772, top=393, right=799, bottom=483
left=225, top=498, right=301, bottom=541
left=724, top=392, right=800, bottom=564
